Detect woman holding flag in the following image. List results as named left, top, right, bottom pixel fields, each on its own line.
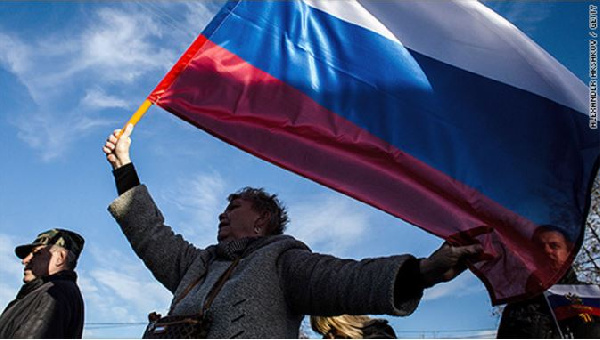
left=102, top=124, right=484, bottom=338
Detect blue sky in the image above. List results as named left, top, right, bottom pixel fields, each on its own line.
left=0, top=1, right=593, bottom=338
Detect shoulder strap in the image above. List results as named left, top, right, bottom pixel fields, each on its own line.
left=168, top=257, right=240, bottom=315
left=202, top=258, right=240, bottom=313
left=168, top=273, right=207, bottom=314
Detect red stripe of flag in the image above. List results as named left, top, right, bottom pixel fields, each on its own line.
left=554, top=305, right=600, bottom=321
left=149, top=35, right=209, bottom=103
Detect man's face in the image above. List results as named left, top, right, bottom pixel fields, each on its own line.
left=534, top=231, right=570, bottom=270
left=218, top=198, right=262, bottom=243
left=21, top=245, right=53, bottom=283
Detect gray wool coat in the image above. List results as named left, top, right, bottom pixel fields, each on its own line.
left=108, top=185, right=423, bottom=338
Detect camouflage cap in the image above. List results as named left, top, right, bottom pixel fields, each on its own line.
left=15, top=228, right=85, bottom=259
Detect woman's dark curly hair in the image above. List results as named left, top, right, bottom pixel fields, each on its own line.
left=228, top=187, right=289, bottom=235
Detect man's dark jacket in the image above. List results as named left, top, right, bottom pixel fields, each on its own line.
left=0, top=270, right=84, bottom=338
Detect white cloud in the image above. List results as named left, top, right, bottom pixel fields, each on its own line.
left=13, top=110, right=113, bottom=162
left=76, top=8, right=176, bottom=83
left=81, top=246, right=172, bottom=324
left=287, top=194, right=369, bottom=256
left=0, top=3, right=222, bottom=162
left=0, top=234, right=25, bottom=309
left=82, top=329, right=96, bottom=339
left=0, top=234, right=23, bottom=278
left=0, top=233, right=51, bottom=316
left=0, top=32, right=31, bottom=75
left=90, top=268, right=171, bottom=316
left=423, top=271, right=484, bottom=301
left=80, top=88, right=133, bottom=110
left=0, top=282, right=16, bottom=311
left=472, top=330, right=498, bottom=338
left=0, top=7, right=175, bottom=103
left=182, top=2, right=222, bottom=37
left=0, top=5, right=187, bottom=161
left=160, top=172, right=227, bottom=248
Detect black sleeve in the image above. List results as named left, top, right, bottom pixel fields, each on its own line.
left=394, top=258, right=427, bottom=306
left=113, top=163, right=140, bottom=195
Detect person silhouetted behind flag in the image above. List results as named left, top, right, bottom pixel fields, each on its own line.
left=497, top=225, right=600, bottom=338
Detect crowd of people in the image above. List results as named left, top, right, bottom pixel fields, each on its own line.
left=0, top=124, right=597, bottom=338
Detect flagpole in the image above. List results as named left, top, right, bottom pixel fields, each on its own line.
left=117, top=99, right=153, bottom=138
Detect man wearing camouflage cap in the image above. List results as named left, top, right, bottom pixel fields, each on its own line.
left=0, top=228, right=85, bottom=338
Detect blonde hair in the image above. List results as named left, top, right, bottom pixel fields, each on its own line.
left=310, top=315, right=371, bottom=339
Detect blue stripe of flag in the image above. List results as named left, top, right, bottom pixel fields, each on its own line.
left=548, top=294, right=600, bottom=309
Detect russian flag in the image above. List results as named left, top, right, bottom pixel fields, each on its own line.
left=545, top=284, right=600, bottom=322
left=147, top=1, right=599, bottom=304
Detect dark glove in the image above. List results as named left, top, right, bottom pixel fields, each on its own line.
left=419, top=243, right=483, bottom=287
